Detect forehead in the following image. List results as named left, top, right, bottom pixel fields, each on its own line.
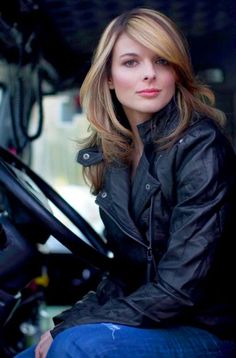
left=112, top=32, right=155, bottom=57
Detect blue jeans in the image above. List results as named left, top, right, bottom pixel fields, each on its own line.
left=14, top=323, right=236, bottom=357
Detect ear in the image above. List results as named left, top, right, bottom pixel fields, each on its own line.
left=108, top=77, right=114, bottom=89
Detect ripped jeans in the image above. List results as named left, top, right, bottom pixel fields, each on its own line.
left=14, top=323, right=236, bottom=357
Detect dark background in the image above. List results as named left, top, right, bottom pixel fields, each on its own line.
left=1, top=0, right=235, bottom=144
left=0, top=1, right=235, bottom=88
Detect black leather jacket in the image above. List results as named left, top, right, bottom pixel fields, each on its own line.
left=51, top=100, right=236, bottom=340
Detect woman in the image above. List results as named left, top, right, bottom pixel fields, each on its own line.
left=16, top=7, right=236, bottom=358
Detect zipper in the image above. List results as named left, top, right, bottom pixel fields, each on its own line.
left=146, top=196, right=155, bottom=283
left=146, top=246, right=153, bottom=283
left=99, top=200, right=155, bottom=283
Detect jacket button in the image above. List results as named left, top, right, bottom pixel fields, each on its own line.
left=101, top=191, right=107, bottom=198
left=145, top=183, right=151, bottom=190
left=83, top=153, right=90, bottom=160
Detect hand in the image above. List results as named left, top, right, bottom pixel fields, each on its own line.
left=35, top=330, right=53, bottom=358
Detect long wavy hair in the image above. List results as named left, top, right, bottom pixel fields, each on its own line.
left=79, top=8, right=225, bottom=194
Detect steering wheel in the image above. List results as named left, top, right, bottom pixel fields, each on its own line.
left=0, top=146, right=112, bottom=271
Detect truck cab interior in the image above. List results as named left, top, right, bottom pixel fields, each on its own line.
left=0, top=0, right=235, bottom=356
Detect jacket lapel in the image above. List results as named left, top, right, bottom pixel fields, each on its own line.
left=131, top=151, right=161, bottom=220
left=96, top=164, right=145, bottom=243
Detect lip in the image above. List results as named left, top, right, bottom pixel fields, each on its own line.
left=137, top=88, right=161, bottom=97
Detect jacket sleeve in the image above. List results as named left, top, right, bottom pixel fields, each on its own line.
left=51, top=122, right=236, bottom=336
left=51, top=275, right=126, bottom=337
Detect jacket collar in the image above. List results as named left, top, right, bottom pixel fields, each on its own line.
left=137, top=96, right=180, bottom=146
left=77, top=96, right=179, bottom=167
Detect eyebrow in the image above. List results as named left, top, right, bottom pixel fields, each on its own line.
left=119, top=52, right=139, bottom=58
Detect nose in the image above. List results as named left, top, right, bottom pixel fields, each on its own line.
left=143, top=62, right=156, bottom=81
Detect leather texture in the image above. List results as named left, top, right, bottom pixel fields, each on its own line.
left=52, top=99, right=236, bottom=340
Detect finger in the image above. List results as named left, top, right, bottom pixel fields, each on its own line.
left=35, top=345, right=40, bottom=358
left=35, top=338, right=51, bottom=358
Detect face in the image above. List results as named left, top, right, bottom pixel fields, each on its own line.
left=109, top=32, right=176, bottom=124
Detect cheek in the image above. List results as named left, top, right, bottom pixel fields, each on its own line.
left=114, top=77, right=132, bottom=91
left=162, top=72, right=176, bottom=88
left=111, top=69, right=134, bottom=91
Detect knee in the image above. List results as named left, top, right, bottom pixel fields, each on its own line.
left=47, top=330, right=71, bottom=357
left=47, top=328, right=89, bottom=358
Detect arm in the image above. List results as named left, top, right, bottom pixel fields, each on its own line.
left=51, top=276, right=125, bottom=337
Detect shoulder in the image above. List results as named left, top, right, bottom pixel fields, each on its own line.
left=156, top=115, right=236, bottom=182
left=155, top=116, right=236, bottom=205
left=180, top=116, right=228, bottom=144
left=168, top=117, right=236, bottom=192
left=174, top=116, right=235, bottom=162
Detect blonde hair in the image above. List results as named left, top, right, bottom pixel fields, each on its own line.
left=80, top=8, right=225, bottom=193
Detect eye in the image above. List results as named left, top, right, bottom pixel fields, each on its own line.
left=123, top=60, right=138, bottom=67
left=155, top=58, right=169, bottom=65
